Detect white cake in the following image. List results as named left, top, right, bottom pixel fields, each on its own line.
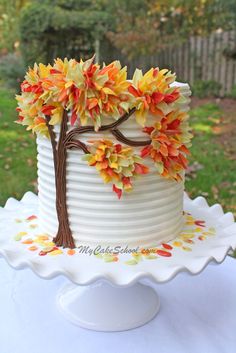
left=37, top=82, right=191, bottom=247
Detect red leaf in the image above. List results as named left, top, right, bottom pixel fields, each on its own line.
left=22, top=85, right=32, bottom=93
left=73, top=87, right=80, bottom=101
left=167, top=119, right=180, bottom=130
left=26, top=215, right=37, bottom=221
left=16, top=115, right=24, bottom=123
left=122, top=176, right=131, bottom=186
left=162, top=243, right=173, bottom=250
left=153, top=68, right=159, bottom=77
left=141, top=145, right=151, bottom=158
left=143, top=126, right=154, bottom=135
left=128, top=85, right=140, bottom=97
left=41, top=105, right=55, bottom=115
left=113, top=184, right=122, bottom=199
left=156, top=249, right=172, bottom=257
left=151, top=91, right=164, bottom=104
left=39, top=251, right=47, bottom=256
left=195, top=220, right=205, bottom=227
left=115, top=144, right=122, bottom=153
left=107, top=167, right=116, bottom=177
left=50, top=69, right=61, bottom=74
left=164, top=89, right=179, bottom=103
left=71, top=110, right=77, bottom=126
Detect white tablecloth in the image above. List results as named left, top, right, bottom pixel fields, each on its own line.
left=0, top=256, right=235, bottom=353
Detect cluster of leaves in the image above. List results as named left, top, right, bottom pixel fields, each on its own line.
left=16, top=57, right=132, bottom=132
left=16, top=56, right=192, bottom=196
left=141, top=111, right=192, bottom=180
left=83, top=139, right=149, bottom=198
left=16, top=56, right=183, bottom=132
left=128, top=67, right=180, bottom=126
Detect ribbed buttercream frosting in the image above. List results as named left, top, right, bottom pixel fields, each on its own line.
left=37, top=82, right=190, bottom=246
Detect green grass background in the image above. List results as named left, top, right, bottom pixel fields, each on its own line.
left=0, top=88, right=37, bottom=203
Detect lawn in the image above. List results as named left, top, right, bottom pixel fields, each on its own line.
left=186, top=98, right=236, bottom=217
left=0, top=87, right=236, bottom=217
left=0, top=87, right=37, bottom=203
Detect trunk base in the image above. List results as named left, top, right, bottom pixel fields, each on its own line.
left=53, top=224, right=76, bottom=249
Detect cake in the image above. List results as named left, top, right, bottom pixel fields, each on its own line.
left=16, top=57, right=192, bottom=249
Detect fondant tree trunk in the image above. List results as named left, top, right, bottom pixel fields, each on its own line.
left=46, top=111, right=75, bottom=249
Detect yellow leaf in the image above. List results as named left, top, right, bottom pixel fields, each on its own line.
left=65, top=81, right=74, bottom=89
left=49, top=249, right=63, bottom=256
left=102, top=87, right=117, bottom=96
left=110, top=162, right=118, bottom=169
left=132, top=68, right=143, bottom=86
left=135, top=110, right=147, bottom=126
left=173, top=241, right=182, bottom=247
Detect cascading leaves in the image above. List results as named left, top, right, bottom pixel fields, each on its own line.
left=16, top=56, right=192, bottom=198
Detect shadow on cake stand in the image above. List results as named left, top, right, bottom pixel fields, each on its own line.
left=0, top=192, right=236, bottom=331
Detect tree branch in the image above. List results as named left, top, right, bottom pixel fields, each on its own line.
left=63, top=107, right=151, bottom=153
left=65, top=140, right=90, bottom=154
left=64, top=107, right=136, bottom=145
left=111, top=129, right=151, bottom=147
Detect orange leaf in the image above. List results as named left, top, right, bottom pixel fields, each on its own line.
left=141, top=145, right=151, bottom=158
left=128, top=85, right=140, bottom=97
left=134, top=163, right=149, bottom=174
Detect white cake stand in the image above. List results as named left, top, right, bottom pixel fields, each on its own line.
left=0, top=192, right=236, bottom=331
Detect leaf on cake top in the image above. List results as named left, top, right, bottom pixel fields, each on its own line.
left=128, top=67, right=180, bottom=126
left=16, top=57, right=132, bottom=133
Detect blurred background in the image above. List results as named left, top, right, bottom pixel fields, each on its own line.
left=0, top=0, right=236, bottom=218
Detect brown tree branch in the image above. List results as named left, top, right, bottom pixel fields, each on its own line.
left=63, top=107, right=152, bottom=152
left=111, top=129, right=151, bottom=147
left=64, top=107, right=136, bottom=145
left=66, top=140, right=90, bottom=154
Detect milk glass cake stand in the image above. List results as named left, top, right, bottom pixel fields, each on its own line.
left=0, top=192, right=236, bottom=332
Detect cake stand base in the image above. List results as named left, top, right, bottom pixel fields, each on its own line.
left=1, top=192, right=236, bottom=332
left=57, top=281, right=160, bottom=331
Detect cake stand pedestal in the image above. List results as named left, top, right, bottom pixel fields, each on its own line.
left=57, top=281, right=160, bottom=331
left=0, top=192, right=236, bottom=331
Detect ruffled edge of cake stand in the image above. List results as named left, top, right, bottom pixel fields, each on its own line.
left=0, top=192, right=236, bottom=286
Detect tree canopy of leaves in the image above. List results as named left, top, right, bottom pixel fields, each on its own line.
left=19, top=0, right=112, bottom=65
